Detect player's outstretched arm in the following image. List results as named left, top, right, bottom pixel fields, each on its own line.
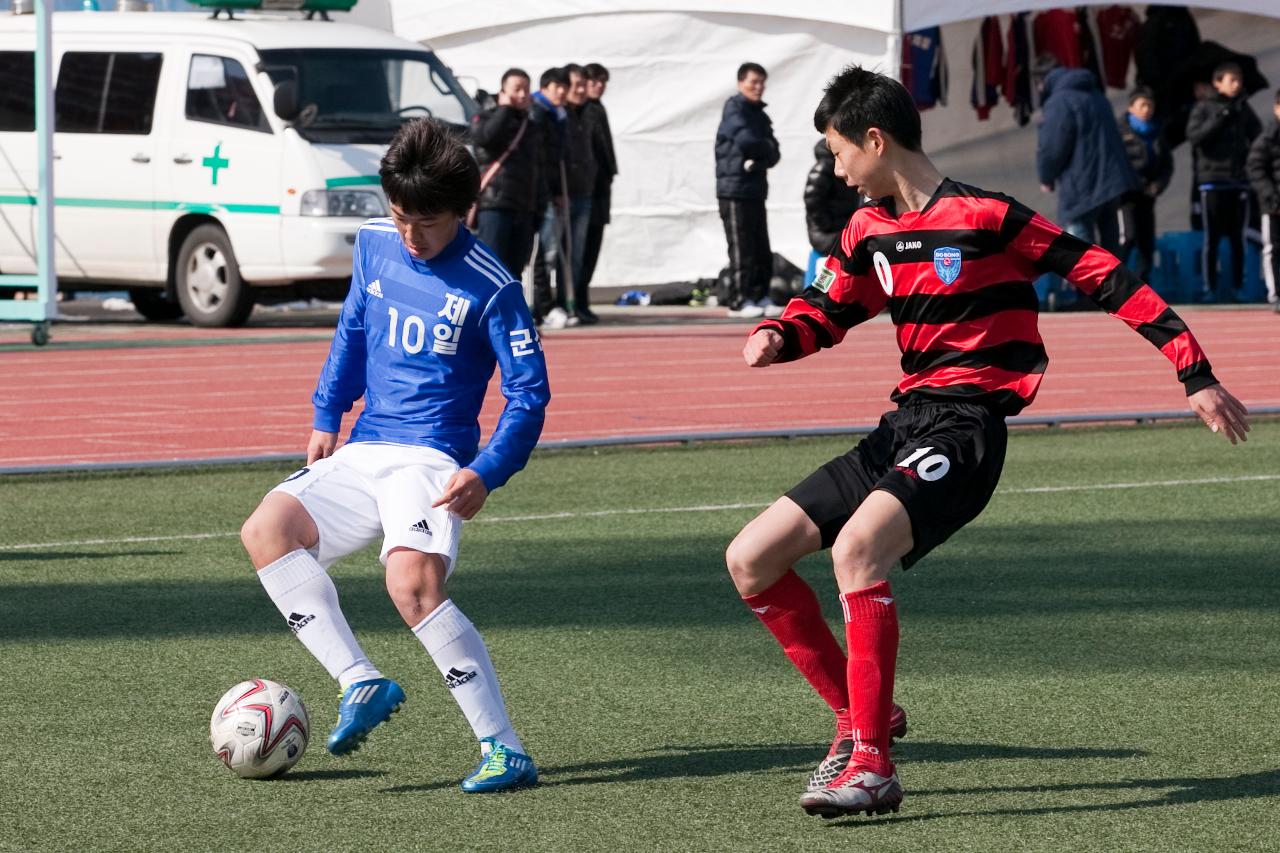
left=432, top=468, right=489, bottom=520
left=307, top=430, right=338, bottom=464
left=1189, top=384, right=1250, bottom=445
left=743, top=328, right=783, bottom=367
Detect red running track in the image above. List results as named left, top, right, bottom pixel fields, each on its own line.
left=0, top=308, right=1276, bottom=470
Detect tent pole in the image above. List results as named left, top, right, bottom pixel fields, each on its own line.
left=887, top=0, right=904, bottom=81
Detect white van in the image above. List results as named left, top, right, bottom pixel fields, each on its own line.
left=0, top=5, right=477, bottom=326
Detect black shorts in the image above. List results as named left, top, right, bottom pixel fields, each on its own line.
left=786, top=399, right=1007, bottom=569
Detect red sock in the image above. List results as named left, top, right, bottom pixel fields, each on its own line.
left=743, top=569, right=849, bottom=716
left=841, top=581, right=899, bottom=774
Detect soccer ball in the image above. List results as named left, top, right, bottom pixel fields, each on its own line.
left=210, top=679, right=310, bottom=779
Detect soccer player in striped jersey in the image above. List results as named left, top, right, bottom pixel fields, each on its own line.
left=726, top=66, right=1250, bottom=819
left=240, top=119, right=550, bottom=793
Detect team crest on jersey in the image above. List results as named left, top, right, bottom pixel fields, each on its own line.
left=811, top=263, right=836, bottom=293
left=933, top=247, right=962, bottom=285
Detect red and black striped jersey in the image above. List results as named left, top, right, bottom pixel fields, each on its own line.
left=755, top=178, right=1217, bottom=415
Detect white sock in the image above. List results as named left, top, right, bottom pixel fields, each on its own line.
left=257, top=549, right=382, bottom=690
left=412, top=599, right=525, bottom=755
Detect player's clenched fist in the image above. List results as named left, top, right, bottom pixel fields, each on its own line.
left=744, top=328, right=784, bottom=367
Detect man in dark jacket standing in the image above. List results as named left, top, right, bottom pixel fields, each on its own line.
left=529, top=67, right=571, bottom=328
left=1116, top=87, right=1174, bottom=280
left=1036, top=60, right=1138, bottom=309
left=579, top=63, right=618, bottom=300
left=716, top=62, right=781, bottom=318
left=1036, top=62, right=1138, bottom=255
left=562, top=63, right=600, bottom=324
left=1187, top=62, right=1262, bottom=302
left=471, top=68, right=542, bottom=280
left=1246, top=89, right=1280, bottom=310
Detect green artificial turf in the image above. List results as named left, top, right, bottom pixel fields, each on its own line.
left=1, top=421, right=1277, bottom=851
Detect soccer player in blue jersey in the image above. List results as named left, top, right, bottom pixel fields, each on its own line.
left=240, top=119, right=550, bottom=793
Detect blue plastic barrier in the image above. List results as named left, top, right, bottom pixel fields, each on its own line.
left=1152, top=230, right=1264, bottom=303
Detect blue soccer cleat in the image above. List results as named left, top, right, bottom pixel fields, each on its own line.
left=326, top=677, right=405, bottom=756
left=460, top=737, right=539, bottom=793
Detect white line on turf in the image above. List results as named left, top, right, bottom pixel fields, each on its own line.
left=2, top=474, right=1276, bottom=551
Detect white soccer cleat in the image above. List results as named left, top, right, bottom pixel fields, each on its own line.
left=800, top=766, right=903, bottom=819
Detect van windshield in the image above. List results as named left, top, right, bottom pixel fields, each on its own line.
left=259, top=48, right=477, bottom=144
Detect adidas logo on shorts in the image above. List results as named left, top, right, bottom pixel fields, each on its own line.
left=445, top=667, right=477, bottom=689
left=409, top=518, right=432, bottom=535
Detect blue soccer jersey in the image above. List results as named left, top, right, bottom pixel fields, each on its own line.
left=312, top=218, right=551, bottom=491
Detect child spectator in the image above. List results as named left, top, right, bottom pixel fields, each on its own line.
left=1246, top=89, right=1280, bottom=311
left=1116, top=87, right=1173, bottom=280
left=1187, top=62, right=1262, bottom=302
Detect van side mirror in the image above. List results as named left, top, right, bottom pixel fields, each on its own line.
left=273, top=81, right=300, bottom=122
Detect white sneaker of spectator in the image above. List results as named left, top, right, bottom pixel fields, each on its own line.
left=544, top=306, right=570, bottom=329
left=727, top=303, right=766, bottom=319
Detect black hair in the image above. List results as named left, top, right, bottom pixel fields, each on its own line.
left=539, top=66, right=570, bottom=89
left=379, top=118, right=479, bottom=217
left=1213, top=61, right=1243, bottom=82
left=812, top=65, right=922, bottom=152
left=564, top=63, right=586, bottom=80
left=1128, top=86, right=1155, bottom=105
left=584, top=62, right=609, bottom=82
left=500, top=67, right=529, bottom=86
left=737, top=62, right=767, bottom=82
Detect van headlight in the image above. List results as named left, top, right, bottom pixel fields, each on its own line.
left=299, top=189, right=386, bottom=218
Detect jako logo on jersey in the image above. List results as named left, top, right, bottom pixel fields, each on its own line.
left=933, top=247, right=962, bottom=285
left=895, top=240, right=922, bottom=252
left=367, top=279, right=383, bottom=298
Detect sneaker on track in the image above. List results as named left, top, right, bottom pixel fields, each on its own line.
left=326, top=677, right=405, bottom=756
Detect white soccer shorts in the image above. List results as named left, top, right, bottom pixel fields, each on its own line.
left=272, top=441, right=463, bottom=575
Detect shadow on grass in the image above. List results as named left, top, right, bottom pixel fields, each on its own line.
left=0, top=550, right=181, bottom=562
left=278, top=769, right=387, bottom=782
left=0, top=516, right=1274, bottom=642
left=379, top=740, right=1143, bottom=794
left=823, top=768, right=1280, bottom=828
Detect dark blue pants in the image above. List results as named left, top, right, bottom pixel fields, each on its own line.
left=475, top=208, right=538, bottom=280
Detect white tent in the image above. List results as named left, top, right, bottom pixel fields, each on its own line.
left=374, top=1, right=1280, bottom=289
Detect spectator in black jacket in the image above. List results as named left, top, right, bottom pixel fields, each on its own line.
left=1116, top=87, right=1173, bottom=280
left=1187, top=62, right=1262, bottom=302
left=471, top=68, right=542, bottom=280
left=1246, top=89, right=1280, bottom=309
left=715, top=62, right=781, bottom=318
left=529, top=66, right=572, bottom=328
left=803, top=138, right=865, bottom=288
left=804, top=138, right=864, bottom=255
left=561, top=63, right=599, bottom=324
left=579, top=63, right=618, bottom=299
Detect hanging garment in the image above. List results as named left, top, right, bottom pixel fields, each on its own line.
left=1004, top=12, right=1035, bottom=127
left=971, top=16, right=1004, bottom=120
left=1096, top=4, right=1141, bottom=89
left=901, top=26, right=949, bottom=111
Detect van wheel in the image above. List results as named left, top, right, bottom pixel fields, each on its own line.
left=128, top=288, right=184, bottom=321
left=174, top=224, right=254, bottom=327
